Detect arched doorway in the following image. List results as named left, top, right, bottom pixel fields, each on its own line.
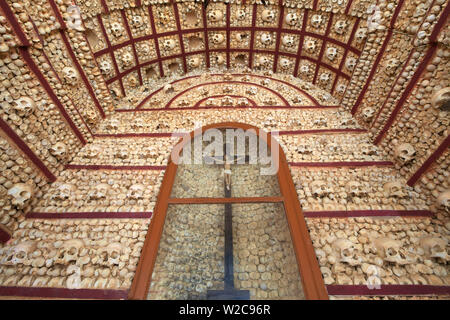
left=129, top=122, right=328, bottom=300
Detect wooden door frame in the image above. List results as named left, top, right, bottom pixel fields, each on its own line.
left=128, top=122, right=328, bottom=300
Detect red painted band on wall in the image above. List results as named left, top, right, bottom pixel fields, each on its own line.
left=118, top=105, right=339, bottom=112
left=173, top=2, right=188, bottom=74
left=293, top=9, right=308, bottom=77
left=0, top=1, right=31, bottom=46
left=193, top=95, right=258, bottom=108
left=289, top=161, right=393, bottom=167
left=148, top=5, right=164, bottom=77
left=64, top=164, right=166, bottom=171
left=121, top=9, right=143, bottom=86
left=272, top=2, right=285, bottom=73
left=0, top=225, right=11, bottom=244
left=0, top=286, right=128, bottom=299
left=100, top=0, right=109, bottom=14
left=248, top=4, right=258, bottom=69
left=304, top=210, right=434, bottom=218
left=202, top=5, right=211, bottom=68
left=407, top=135, right=450, bottom=186
left=48, top=0, right=67, bottom=29
left=275, top=128, right=367, bottom=135
left=27, top=212, right=153, bottom=219
left=429, top=2, right=450, bottom=42
left=327, top=285, right=450, bottom=296
left=313, top=13, right=333, bottom=85
left=19, top=48, right=87, bottom=145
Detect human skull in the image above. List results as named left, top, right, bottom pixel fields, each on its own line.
left=285, top=12, right=298, bottom=26
left=360, top=143, right=378, bottom=156
left=385, top=58, right=400, bottom=76
left=51, top=183, right=76, bottom=201
left=236, top=9, right=246, bottom=20
left=311, top=14, right=323, bottom=28
left=222, top=84, right=233, bottom=94
left=127, top=184, right=145, bottom=200
left=305, top=39, right=316, bottom=53
left=383, top=181, right=407, bottom=198
left=334, top=20, right=347, bottom=34
left=345, top=57, right=357, bottom=71
left=361, top=107, right=375, bottom=122
left=236, top=98, right=250, bottom=107
left=188, top=57, right=200, bottom=68
left=279, top=58, right=291, bottom=69
left=50, top=142, right=67, bottom=159
left=260, top=33, right=272, bottom=45
left=164, top=83, right=174, bottom=93
left=319, top=72, right=331, bottom=84
left=257, top=56, right=270, bottom=67
left=332, top=239, right=361, bottom=266
left=208, top=10, right=223, bottom=22
left=212, top=33, right=225, bottom=44
left=62, top=67, right=79, bottom=84
left=419, top=237, right=449, bottom=261
left=336, top=83, right=347, bottom=94
left=131, top=15, right=143, bottom=28
left=355, top=27, right=367, bottom=43
left=261, top=9, right=275, bottom=22
left=7, top=183, right=33, bottom=208
left=56, top=239, right=85, bottom=265
left=221, top=96, right=234, bottom=106
left=246, top=86, right=258, bottom=95
left=394, top=143, right=416, bottom=164
left=295, top=144, right=312, bottom=154
left=121, top=52, right=134, bottom=67
left=163, top=39, right=176, bottom=51
left=1, top=241, right=36, bottom=265
left=310, top=180, right=329, bottom=198
left=436, top=190, right=450, bottom=212
left=99, top=60, right=112, bottom=75
left=282, top=35, right=295, bottom=47
left=326, top=47, right=338, bottom=61
left=431, top=87, right=450, bottom=112
left=100, top=243, right=124, bottom=266
left=299, top=64, right=310, bottom=74
left=88, top=183, right=110, bottom=200
left=346, top=181, right=364, bottom=198
left=214, top=54, right=225, bottom=65
left=84, top=145, right=103, bottom=159
left=13, top=97, right=35, bottom=117
left=110, top=22, right=123, bottom=37
left=373, top=238, right=411, bottom=265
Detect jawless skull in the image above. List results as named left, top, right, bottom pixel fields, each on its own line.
left=211, top=33, right=225, bottom=45
left=311, top=14, right=323, bottom=28
left=305, top=40, right=317, bottom=53
left=50, top=142, right=67, bottom=159
left=261, top=9, right=275, bottom=22
left=208, top=10, right=223, bottom=22
left=13, top=97, right=35, bottom=117
left=436, top=190, right=450, bottom=212
left=110, top=22, right=123, bottom=38
left=361, top=107, right=375, bottom=122
left=355, top=27, right=367, bottom=43
left=285, top=12, right=298, bottom=26
left=99, top=60, right=112, bottom=76
left=394, top=143, right=416, bottom=165
left=383, top=180, right=407, bottom=198
left=326, top=47, right=338, bottom=61
left=8, top=183, right=33, bottom=208
left=431, top=87, right=450, bottom=112
left=260, top=33, right=272, bottom=45
left=282, top=35, right=295, bottom=47
left=334, top=20, right=348, bottom=34
left=62, top=67, right=79, bottom=84
left=345, top=57, right=357, bottom=71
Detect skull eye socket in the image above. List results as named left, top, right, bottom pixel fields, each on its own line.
left=386, top=248, right=397, bottom=256
left=19, top=190, right=29, bottom=198
left=16, top=252, right=26, bottom=259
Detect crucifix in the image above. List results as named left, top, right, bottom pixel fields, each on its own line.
left=206, top=143, right=250, bottom=300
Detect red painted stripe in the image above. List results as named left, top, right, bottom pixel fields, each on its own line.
left=293, top=10, right=309, bottom=77
left=0, top=226, right=11, bottom=244
left=327, top=285, right=450, bottom=296
left=313, top=13, right=333, bottom=85
left=226, top=3, right=231, bottom=69
left=173, top=2, right=187, bottom=73
left=276, top=128, right=367, bottom=135
left=0, top=286, right=128, bottom=299
left=121, top=9, right=143, bottom=86
left=120, top=105, right=338, bottom=112
left=0, top=1, right=31, bottom=46
left=100, top=0, right=109, bottom=14
left=313, top=0, right=319, bottom=11
left=27, top=212, right=153, bottom=219
left=64, top=164, right=166, bottom=170
left=59, top=31, right=106, bottom=118
left=289, top=161, right=393, bottom=167
left=165, top=81, right=290, bottom=108
left=19, top=48, right=87, bottom=146
left=202, top=4, right=210, bottom=68
left=97, top=15, right=125, bottom=96
left=272, top=2, right=284, bottom=73
left=248, top=4, right=258, bottom=69
left=390, top=0, right=405, bottom=29
left=374, top=45, right=437, bottom=145
left=148, top=6, right=164, bottom=77
left=48, top=0, right=67, bottom=29
left=304, top=210, right=434, bottom=218
left=93, top=132, right=179, bottom=138
left=193, top=95, right=257, bottom=108
left=429, top=2, right=450, bottom=42
left=344, top=0, right=353, bottom=15
left=351, top=30, right=393, bottom=115
left=407, top=135, right=450, bottom=186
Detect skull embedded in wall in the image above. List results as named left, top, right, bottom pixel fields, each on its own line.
left=310, top=180, right=330, bottom=198
left=7, top=183, right=33, bottom=208
left=384, top=58, right=400, bottom=76
left=208, top=10, right=223, bottom=22
left=361, top=107, right=375, bottom=122
left=373, top=238, right=411, bottom=265
left=332, top=239, right=361, bottom=266
left=305, top=40, right=317, bottom=54
left=334, top=20, right=347, bottom=34
left=84, top=145, right=104, bottom=159
left=99, top=60, right=112, bottom=76
left=325, top=47, right=338, bottom=61
left=236, top=98, right=250, bottom=107
left=345, top=57, right=357, bottom=71
left=51, top=183, right=76, bottom=201
left=346, top=181, right=364, bottom=198
left=110, top=22, right=123, bottom=38
left=127, top=184, right=145, bottom=200
left=279, top=58, right=291, bottom=70
left=131, top=15, right=143, bottom=28
left=163, top=39, right=176, bottom=51
left=49, top=142, right=67, bottom=160
left=436, top=190, right=450, bottom=212
left=394, top=143, right=416, bottom=165
left=282, top=35, right=295, bottom=47
left=236, top=9, right=246, bottom=21
left=211, top=33, right=225, bottom=45
left=299, top=64, right=310, bottom=74
left=121, top=52, right=134, bottom=67
left=257, top=56, right=270, bottom=68
left=214, top=54, right=225, bottom=66
left=62, top=67, right=79, bottom=85
left=99, top=243, right=124, bottom=266
left=12, top=97, right=35, bottom=117
left=221, top=96, right=234, bottom=106
left=88, top=183, right=111, bottom=200
left=361, top=143, right=378, bottom=156
left=319, top=72, right=331, bottom=84
left=311, top=14, right=323, bottom=28
left=285, top=12, right=298, bottom=26
left=260, top=33, right=272, bottom=45
left=383, top=181, right=407, bottom=198
left=188, top=57, right=200, bottom=69
left=163, top=83, right=174, bottom=94
left=355, top=27, right=367, bottom=43
left=261, top=9, right=275, bottom=22
left=419, top=237, right=449, bottom=261
left=246, top=86, right=258, bottom=95
left=56, top=239, right=85, bottom=265
left=336, top=83, right=346, bottom=94
left=1, top=241, right=36, bottom=266
left=431, top=87, right=450, bottom=112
